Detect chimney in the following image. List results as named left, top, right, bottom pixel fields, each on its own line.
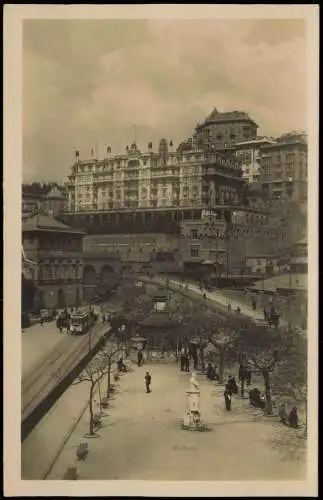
left=148, top=142, right=153, bottom=151
left=107, top=146, right=112, bottom=158
left=75, top=150, right=80, bottom=163
left=126, top=145, right=129, bottom=152
left=169, top=140, right=173, bottom=152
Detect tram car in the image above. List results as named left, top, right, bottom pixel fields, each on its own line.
left=70, top=311, right=96, bottom=335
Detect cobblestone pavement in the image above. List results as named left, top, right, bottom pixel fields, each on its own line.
left=42, top=361, right=306, bottom=481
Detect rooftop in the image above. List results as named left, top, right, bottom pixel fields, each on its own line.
left=22, top=214, right=86, bottom=235
left=45, top=186, right=66, bottom=200
left=197, top=108, right=258, bottom=128
left=234, top=137, right=277, bottom=147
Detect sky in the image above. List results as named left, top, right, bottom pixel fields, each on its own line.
left=23, top=18, right=307, bottom=183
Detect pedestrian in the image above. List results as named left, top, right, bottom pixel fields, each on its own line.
left=235, top=306, right=241, bottom=315
left=288, top=406, right=299, bottom=428
left=206, top=363, right=216, bottom=381
left=227, top=303, right=232, bottom=312
left=203, top=291, right=207, bottom=300
left=224, top=384, right=232, bottom=411
left=180, top=347, right=185, bottom=371
left=145, top=371, right=152, bottom=393
left=252, top=299, right=256, bottom=311
left=40, top=316, right=44, bottom=327
left=263, top=307, right=268, bottom=321
left=246, top=368, right=252, bottom=386
left=137, top=349, right=143, bottom=367
left=185, top=351, right=190, bottom=372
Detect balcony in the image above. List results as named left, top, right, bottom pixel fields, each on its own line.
left=37, top=250, right=83, bottom=259
left=35, top=278, right=82, bottom=285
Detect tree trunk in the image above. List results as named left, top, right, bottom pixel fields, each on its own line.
left=219, top=349, right=225, bottom=384
left=199, top=346, right=205, bottom=372
left=98, top=379, right=102, bottom=409
left=262, top=369, right=273, bottom=415
left=89, top=384, right=95, bottom=436
left=106, top=359, right=111, bottom=397
left=240, top=377, right=245, bottom=398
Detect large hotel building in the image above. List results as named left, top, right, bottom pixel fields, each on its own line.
left=55, top=109, right=306, bottom=284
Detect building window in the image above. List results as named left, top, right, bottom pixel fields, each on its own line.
left=190, top=229, right=198, bottom=239
left=190, top=246, right=200, bottom=257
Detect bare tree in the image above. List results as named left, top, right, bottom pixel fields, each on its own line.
left=72, top=351, right=111, bottom=436
left=272, top=334, right=307, bottom=433
left=101, top=341, right=121, bottom=398
left=71, top=321, right=120, bottom=436
left=205, top=321, right=238, bottom=383
left=240, top=325, right=298, bottom=415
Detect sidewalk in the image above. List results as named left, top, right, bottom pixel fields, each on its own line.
left=141, top=275, right=289, bottom=328
left=46, top=361, right=306, bottom=481
left=22, top=321, right=67, bottom=378
left=141, top=275, right=264, bottom=321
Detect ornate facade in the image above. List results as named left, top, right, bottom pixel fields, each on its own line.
left=65, top=139, right=243, bottom=213
left=22, top=214, right=85, bottom=309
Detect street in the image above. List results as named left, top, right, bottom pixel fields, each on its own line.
left=42, top=360, right=306, bottom=481
left=22, top=321, right=66, bottom=378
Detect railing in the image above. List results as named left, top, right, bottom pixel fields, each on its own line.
left=35, top=278, right=83, bottom=285
left=37, top=250, right=82, bottom=258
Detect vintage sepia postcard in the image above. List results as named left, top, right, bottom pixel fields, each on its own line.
left=3, top=4, right=318, bottom=497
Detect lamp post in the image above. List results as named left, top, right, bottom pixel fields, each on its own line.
left=284, top=263, right=292, bottom=332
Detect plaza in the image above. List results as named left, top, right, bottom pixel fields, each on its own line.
left=22, top=357, right=306, bottom=481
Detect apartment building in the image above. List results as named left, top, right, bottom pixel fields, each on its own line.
left=180, top=206, right=288, bottom=271
left=233, top=137, right=277, bottom=184
left=259, top=132, right=308, bottom=202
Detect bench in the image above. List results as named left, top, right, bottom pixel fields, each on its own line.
left=100, top=397, right=110, bottom=409
left=93, top=413, right=102, bottom=428
left=76, top=442, right=88, bottom=460
left=63, top=467, right=78, bottom=480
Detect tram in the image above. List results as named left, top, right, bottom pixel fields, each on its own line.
left=70, top=311, right=96, bottom=335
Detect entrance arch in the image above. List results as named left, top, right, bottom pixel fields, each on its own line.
left=83, top=265, right=96, bottom=285
left=121, top=264, right=133, bottom=276
left=100, top=265, right=114, bottom=285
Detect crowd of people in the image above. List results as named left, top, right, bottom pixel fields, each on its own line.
left=179, top=346, right=199, bottom=372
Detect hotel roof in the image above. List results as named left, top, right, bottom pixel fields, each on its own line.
left=22, top=214, right=86, bottom=235
left=197, top=108, right=258, bottom=128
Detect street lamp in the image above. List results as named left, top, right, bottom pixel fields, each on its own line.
left=284, top=263, right=292, bottom=331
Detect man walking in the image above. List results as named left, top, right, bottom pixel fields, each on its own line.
left=137, top=349, right=143, bottom=367
left=145, top=371, right=152, bottom=393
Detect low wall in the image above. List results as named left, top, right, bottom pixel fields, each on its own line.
left=21, top=325, right=110, bottom=441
